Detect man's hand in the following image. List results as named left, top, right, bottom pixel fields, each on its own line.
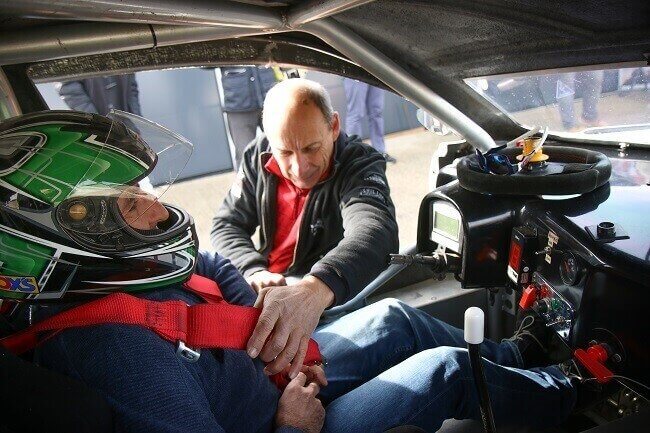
left=247, top=275, right=334, bottom=378
left=246, top=270, right=286, bottom=293
left=277, top=363, right=328, bottom=388
left=275, top=372, right=325, bottom=433
left=300, top=364, right=328, bottom=388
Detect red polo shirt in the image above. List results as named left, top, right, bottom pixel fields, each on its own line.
left=264, top=156, right=331, bottom=274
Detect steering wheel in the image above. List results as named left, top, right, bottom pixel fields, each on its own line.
left=456, top=146, right=611, bottom=195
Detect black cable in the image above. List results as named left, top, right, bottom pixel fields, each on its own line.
left=468, top=344, right=497, bottom=433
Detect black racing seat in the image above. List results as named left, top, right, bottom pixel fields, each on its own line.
left=0, top=348, right=115, bottom=433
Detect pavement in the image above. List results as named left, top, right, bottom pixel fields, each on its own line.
left=162, top=127, right=454, bottom=251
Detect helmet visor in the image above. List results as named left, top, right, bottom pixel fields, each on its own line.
left=58, top=110, right=193, bottom=238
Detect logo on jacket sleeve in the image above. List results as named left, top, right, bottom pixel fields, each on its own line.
left=0, top=276, right=40, bottom=294
left=358, top=187, right=387, bottom=204
left=230, top=169, right=246, bottom=200
left=364, top=173, right=387, bottom=187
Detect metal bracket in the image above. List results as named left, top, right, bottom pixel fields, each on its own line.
left=176, top=341, right=201, bottom=363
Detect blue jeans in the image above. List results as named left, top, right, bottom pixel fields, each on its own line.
left=344, top=78, right=386, bottom=152
left=314, top=299, right=576, bottom=433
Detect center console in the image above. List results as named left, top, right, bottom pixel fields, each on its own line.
left=417, top=180, right=650, bottom=398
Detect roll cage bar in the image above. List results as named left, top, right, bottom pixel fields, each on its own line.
left=0, top=0, right=498, bottom=152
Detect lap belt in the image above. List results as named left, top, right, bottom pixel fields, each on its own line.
left=0, top=274, right=322, bottom=390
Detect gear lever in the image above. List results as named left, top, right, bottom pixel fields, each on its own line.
left=464, top=307, right=497, bottom=433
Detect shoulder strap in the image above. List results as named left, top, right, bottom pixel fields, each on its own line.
left=0, top=275, right=322, bottom=389
left=183, top=274, right=223, bottom=304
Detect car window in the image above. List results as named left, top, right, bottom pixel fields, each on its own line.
left=32, top=66, right=438, bottom=248
left=0, top=70, right=21, bottom=120
left=466, top=65, right=650, bottom=145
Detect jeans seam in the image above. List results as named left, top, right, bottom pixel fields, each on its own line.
left=460, top=377, right=547, bottom=396
left=382, top=345, right=413, bottom=372
left=404, top=378, right=463, bottom=425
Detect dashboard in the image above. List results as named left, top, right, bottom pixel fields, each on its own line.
left=417, top=173, right=650, bottom=399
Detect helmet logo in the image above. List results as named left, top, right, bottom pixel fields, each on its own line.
left=99, top=200, right=108, bottom=225
left=0, top=276, right=39, bottom=294
left=68, top=202, right=88, bottom=221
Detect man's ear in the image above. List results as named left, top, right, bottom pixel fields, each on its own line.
left=331, top=112, right=341, bottom=141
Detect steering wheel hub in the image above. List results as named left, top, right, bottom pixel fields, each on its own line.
left=457, top=146, right=611, bottom=195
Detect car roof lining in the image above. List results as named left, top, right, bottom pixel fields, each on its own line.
left=4, top=1, right=648, bottom=75
left=332, top=0, right=649, bottom=78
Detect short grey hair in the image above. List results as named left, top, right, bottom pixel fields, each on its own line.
left=262, top=78, right=335, bottom=129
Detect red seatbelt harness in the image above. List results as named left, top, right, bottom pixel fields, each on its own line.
left=0, top=274, right=322, bottom=390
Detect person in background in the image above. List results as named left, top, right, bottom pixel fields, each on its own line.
left=57, top=74, right=142, bottom=116
left=57, top=74, right=151, bottom=191
left=556, top=71, right=604, bottom=131
left=217, top=66, right=278, bottom=169
left=343, top=77, right=395, bottom=163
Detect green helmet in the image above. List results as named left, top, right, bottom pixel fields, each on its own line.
left=0, top=110, right=197, bottom=301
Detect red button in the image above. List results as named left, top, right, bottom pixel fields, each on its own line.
left=519, top=284, right=539, bottom=309
left=587, top=344, right=609, bottom=364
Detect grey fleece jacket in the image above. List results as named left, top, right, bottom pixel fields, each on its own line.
left=211, top=132, right=398, bottom=306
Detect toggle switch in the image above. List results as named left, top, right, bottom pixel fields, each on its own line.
left=574, top=343, right=614, bottom=384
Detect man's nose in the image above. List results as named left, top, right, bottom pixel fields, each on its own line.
left=144, top=199, right=169, bottom=228
left=293, top=152, right=310, bottom=177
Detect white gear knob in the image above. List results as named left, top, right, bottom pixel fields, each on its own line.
left=464, top=307, right=485, bottom=345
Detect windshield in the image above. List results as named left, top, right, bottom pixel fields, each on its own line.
left=465, top=66, right=650, bottom=145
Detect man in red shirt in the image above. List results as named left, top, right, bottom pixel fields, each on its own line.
left=212, top=78, right=399, bottom=378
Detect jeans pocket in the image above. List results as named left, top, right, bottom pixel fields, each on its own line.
left=222, top=71, right=256, bottom=111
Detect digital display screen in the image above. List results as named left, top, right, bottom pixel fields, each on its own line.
left=433, top=211, right=460, bottom=240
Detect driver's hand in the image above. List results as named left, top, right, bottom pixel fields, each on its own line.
left=275, top=372, right=325, bottom=433
left=277, top=363, right=328, bottom=388
left=247, top=275, right=334, bottom=378
left=301, top=364, right=328, bottom=387
left=246, top=270, right=286, bottom=293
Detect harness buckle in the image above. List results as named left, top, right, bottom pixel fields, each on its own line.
left=176, top=341, right=201, bottom=362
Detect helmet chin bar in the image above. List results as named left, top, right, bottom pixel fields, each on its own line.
left=56, top=196, right=191, bottom=254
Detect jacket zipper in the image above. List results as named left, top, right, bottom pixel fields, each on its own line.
left=260, top=171, right=277, bottom=254
left=260, top=189, right=267, bottom=252
left=286, top=189, right=314, bottom=274
left=284, top=160, right=337, bottom=275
